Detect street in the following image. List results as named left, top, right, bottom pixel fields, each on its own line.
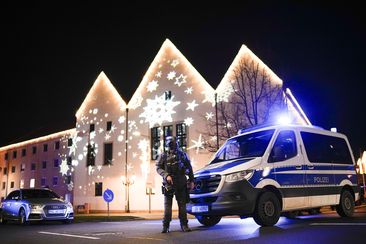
left=0, top=206, right=365, bottom=244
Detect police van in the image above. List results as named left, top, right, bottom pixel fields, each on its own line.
left=187, top=124, right=360, bottom=226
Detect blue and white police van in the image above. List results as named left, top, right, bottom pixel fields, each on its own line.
left=187, top=124, right=360, bottom=226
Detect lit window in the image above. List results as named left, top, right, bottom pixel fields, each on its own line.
left=30, top=179, right=35, bottom=188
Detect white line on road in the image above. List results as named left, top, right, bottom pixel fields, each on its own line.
left=126, top=237, right=166, bottom=241
left=310, top=223, right=366, bottom=226
left=39, top=231, right=100, bottom=240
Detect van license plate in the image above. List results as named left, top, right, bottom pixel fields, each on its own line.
left=192, top=205, right=208, bottom=213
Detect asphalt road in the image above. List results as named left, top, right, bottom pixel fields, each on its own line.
left=1, top=206, right=365, bottom=244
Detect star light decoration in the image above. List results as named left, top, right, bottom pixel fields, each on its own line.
left=184, top=87, right=193, bottom=94
left=140, top=93, right=181, bottom=128
left=167, top=71, right=176, bottom=80
left=147, top=80, right=159, bottom=92
left=59, top=159, right=69, bottom=176
left=188, top=134, right=205, bottom=154
left=186, top=100, right=199, bottom=111
left=174, top=74, right=187, bottom=87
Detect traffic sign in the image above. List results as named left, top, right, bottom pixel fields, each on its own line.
left=103, top=189, right=114, bottom=203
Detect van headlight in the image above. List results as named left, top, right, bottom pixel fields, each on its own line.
left=225, top=170, right=253, bottom=182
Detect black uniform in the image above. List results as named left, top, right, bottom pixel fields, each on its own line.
left=156, top=147, right=194, bottom=228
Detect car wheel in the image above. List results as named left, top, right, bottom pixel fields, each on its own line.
left=253, top=191, right=281, bottom=227
left=0, top=212, right=7, bottom=224
left=196, top=215, right=221, bottom=227
left=336, top=190, right=354, bottom=217
left=19, top=208, right=28, bottom=226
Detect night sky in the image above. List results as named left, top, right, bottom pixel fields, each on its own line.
left=1, top=3, right=365, bottom=158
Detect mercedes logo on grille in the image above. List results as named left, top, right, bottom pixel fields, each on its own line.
left=195, top=180, right=202, bottom=191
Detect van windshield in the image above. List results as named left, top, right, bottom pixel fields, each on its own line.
left=211, top=129, right=275, bottom=164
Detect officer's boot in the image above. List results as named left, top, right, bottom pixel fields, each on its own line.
left=161, top=224, right=170, bottom=233
left=181, top=224, right=191, bottom=232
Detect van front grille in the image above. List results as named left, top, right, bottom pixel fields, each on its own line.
left=191, top=175, right=221, bottom=194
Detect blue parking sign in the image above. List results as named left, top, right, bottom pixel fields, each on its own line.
left=103, top=189, right=114, bottom=203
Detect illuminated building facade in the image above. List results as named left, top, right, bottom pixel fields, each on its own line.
left=0, top=39, right=310, bottom=211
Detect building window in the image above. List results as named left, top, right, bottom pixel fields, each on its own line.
left=90, top=124, right=95, bottom=132
left=163, top=125, right=173, bottom=151
left=3, top=167, right=7, bottom=175
left=41, top=178, right=46, bottom=187
left=54, top=159, right=59, bottom=168
left=176, top=123, right=187, bottom=151
left=21, top=163, right=25, bottom=172
left=106, top=121, right=112, bottom=131
left=22, top=148, right=26, bottom=157
left=165, top=90, right=172, bottom=100
left=104, top=143, right=113, bottom=165
left=31, top=163, right=36, bottom=171
left=2, top=182, right=5, bottom=190
left=20, top=179, right=24, bottom=189
left=66, top=175, right=72, bottom=184
left=32, top=146, right=37, bottom=154
left=86, top=144, right=96, bottom=166
left=13, top=150, right=17, bottom=159
left=30, top=179, right=35, bottom=188
left=95, top=182, right=103, bottom=196
left=55, top=141, right=60, bottom=150
left=52, top=176, right=58, bottom=186
left=151, top=127, right=161, bottom=160
left=10, top=181, right=14, bottom=188
left=67, top=156, right=72, bottom=166
left=68, top=138, right=73, bottom=147
left=42, top=161, right=47, bottom=169
left=43, top=144, right=48, bottom=152
left=11, top=166, right=16, bottom=173
left=5, top=153, right=8, bottom=160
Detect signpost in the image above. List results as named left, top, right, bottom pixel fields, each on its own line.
left=103, top=189, right=114, bottom=220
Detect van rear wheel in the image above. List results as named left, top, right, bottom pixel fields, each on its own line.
left=196, top=215, right=221, bottom=227
left=253, top=191, right=281, bottom=226
left=336, top=190, right=354, bottom=217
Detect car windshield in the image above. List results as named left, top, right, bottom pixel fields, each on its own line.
left=22, top=189, right=60, bottom=199
left=211, top=129, right=275, bottom=164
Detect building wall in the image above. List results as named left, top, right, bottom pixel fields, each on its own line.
left=0, top=130, right=74, bottom=202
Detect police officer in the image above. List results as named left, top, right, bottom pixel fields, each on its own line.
left=156, top=136, right=195, bottom=233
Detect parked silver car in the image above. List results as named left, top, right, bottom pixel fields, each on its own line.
left=0, top=188, right=74, bottom=225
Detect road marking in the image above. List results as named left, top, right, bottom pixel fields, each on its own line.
left=39, top=231, right=100, bottom=240
left=126, top=237, right=166, bottom=241
left=310, top=223, right=366, bottom=226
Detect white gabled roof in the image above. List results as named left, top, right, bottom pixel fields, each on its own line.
left=76, top=71, right=127, bottom=118
left=128, top=38, right=215, bottom=109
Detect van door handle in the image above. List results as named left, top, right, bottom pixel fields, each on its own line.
left=307, top=165, right=314, bottom=170
left=295, top=165, right=302, bottom=170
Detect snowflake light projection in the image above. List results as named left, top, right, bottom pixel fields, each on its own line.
left=138, top=139, right=150, bottom=181
left=171, top=59, right=180, bottom=67
left=140, top=93, right=181, bottom=128
left=174, top=74, right=187, bottom=87
left=205, top=112, right=214, bottom=120
left=216, top=80, right=234, bottom=102
left=184, top=87, right=193, bottom=94
left=118, top=116, right=126, bottom=124
left=156, top=71, right=162, bottom=78
left=147, top=80, right=159, bottom=92
left=188, top=134, right=205, bottom=154
left=69, top=135, right=82, bottom=156
left=186, top=100, right=199, bottom=111
left=129, top=93, right=143, bottom=109
left=59, top=159, right=69, bottom=176
left=167, top=71, right=176, bottom=80
left=184, top=117, right=194, bottom=126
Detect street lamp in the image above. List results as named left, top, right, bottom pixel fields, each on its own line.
left=121, top=175, right=136, bottom=213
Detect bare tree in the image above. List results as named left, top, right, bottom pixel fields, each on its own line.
left=204, top=57, right=286, bottom=152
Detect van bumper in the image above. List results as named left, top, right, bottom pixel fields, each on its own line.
left=187, top=180, right=260, bottom=217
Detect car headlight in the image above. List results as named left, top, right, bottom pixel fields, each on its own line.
left=29, top=204, right=43, bottom=210
left=225, top=170, right=253, bottom=182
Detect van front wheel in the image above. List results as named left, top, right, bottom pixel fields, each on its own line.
left=196, top=215, right=221, bottom=227
left=336, top=190, right=354, bottom=217
left=253, top=191, right=281, bottom=226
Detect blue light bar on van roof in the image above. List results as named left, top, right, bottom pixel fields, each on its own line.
left=237, top=123, right=325, bottom=135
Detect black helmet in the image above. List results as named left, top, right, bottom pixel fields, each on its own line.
left=165, top=136, right=178, bottom=149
